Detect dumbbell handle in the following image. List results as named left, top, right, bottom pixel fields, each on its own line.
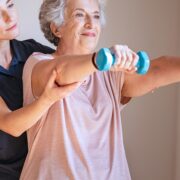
left=95, top=48, right=150, bottom=74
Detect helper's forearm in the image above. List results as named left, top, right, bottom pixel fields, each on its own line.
left=0, top=96, right=53, bottom=137
left=54, top=54, right=97, bottom=85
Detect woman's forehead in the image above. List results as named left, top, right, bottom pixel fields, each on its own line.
left=66, top=0, right=100, bottom=13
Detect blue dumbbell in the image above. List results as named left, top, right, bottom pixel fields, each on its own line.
left=95, top=48, right=150, bottom=74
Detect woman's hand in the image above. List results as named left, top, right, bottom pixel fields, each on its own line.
left=41, top=70, right=79, bottom=105
left=110, top=45, right=139, bottom=73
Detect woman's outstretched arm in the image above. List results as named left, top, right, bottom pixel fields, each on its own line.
left=122, top=56, right=180, bottom=98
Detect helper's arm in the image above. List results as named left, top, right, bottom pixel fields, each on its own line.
left=0, top=71, right=78, bottom=137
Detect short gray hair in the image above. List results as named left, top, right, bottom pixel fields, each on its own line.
left=39, top=0, right=106, bottom=46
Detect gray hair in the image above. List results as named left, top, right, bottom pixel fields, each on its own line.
left=39, top=0, right=106, bottom=46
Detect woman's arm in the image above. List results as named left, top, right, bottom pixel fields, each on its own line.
left=0, top=71, right=78, bottom=137
left=122, top=56, right=180, bottom=97
left=32, top=45, right=138, bottom=98
left=32, top=54, right=98, bottom=97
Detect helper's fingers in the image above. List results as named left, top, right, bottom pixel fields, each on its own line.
left=46, top=70, right=57, bottom=88
left=56, top=82, right=80, bottom=98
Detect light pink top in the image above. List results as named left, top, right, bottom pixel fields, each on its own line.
left=20, top=53, right=131, bottom=180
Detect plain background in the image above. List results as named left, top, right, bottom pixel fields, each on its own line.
left=15, top=0, right=180, bottom=180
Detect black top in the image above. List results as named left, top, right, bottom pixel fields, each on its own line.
left=0, top=39, right=54, bottom=180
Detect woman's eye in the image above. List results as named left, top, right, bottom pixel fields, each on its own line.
left=8, top=3, right=14, bottom=8
left=75, top=13, right=84, bottom=17
left=94, top=15, right=100, bottom=19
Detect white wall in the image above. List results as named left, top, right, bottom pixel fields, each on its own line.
left=15, top=0, right=53, bottom=47
left=15, top=0, right=179, bottom=180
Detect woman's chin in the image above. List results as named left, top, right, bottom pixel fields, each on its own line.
left=10, top=31, right=20, bottom=40
left=81, top=45, right=97, bottom=53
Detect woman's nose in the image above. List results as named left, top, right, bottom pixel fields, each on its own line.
left=2, top=10, right=12, bottom=23
left=84, top=16, right=93, bottom=29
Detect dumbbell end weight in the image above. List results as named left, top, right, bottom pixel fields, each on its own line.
left=136, top=51, right=150, bottom=75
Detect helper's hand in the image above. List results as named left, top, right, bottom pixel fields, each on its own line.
left=109, top=45, right=139, bottom=73
left=41, top=70, right=79, bottom=104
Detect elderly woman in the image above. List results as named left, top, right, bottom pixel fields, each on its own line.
left=20, top=0, right=180, bottom=179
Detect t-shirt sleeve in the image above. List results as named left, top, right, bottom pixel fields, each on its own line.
left=22, top=53, right=52, bottom=146
left=22, top=54, right=40, bottom=106
left=23, top=52, right=53, bottom=106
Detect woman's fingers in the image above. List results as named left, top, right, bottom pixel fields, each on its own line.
left=110, top=45, right=138, bottom=72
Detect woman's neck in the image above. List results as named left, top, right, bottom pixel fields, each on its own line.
left=0, top=40, right=12, bottom=69
left=54, top=43, right=92, bottom=56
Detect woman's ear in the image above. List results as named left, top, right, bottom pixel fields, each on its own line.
left=50, top=22, right=61, bottom=38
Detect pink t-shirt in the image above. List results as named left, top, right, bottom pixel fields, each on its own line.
left=20, top=53, right=131, bottom=180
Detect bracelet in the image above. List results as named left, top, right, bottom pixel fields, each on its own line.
left=92, top=52, right=98, bottom=70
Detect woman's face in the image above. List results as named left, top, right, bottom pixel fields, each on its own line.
left=0, top=0, right=19, bottom=40
left=58, top=0, right=101, bottom=54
